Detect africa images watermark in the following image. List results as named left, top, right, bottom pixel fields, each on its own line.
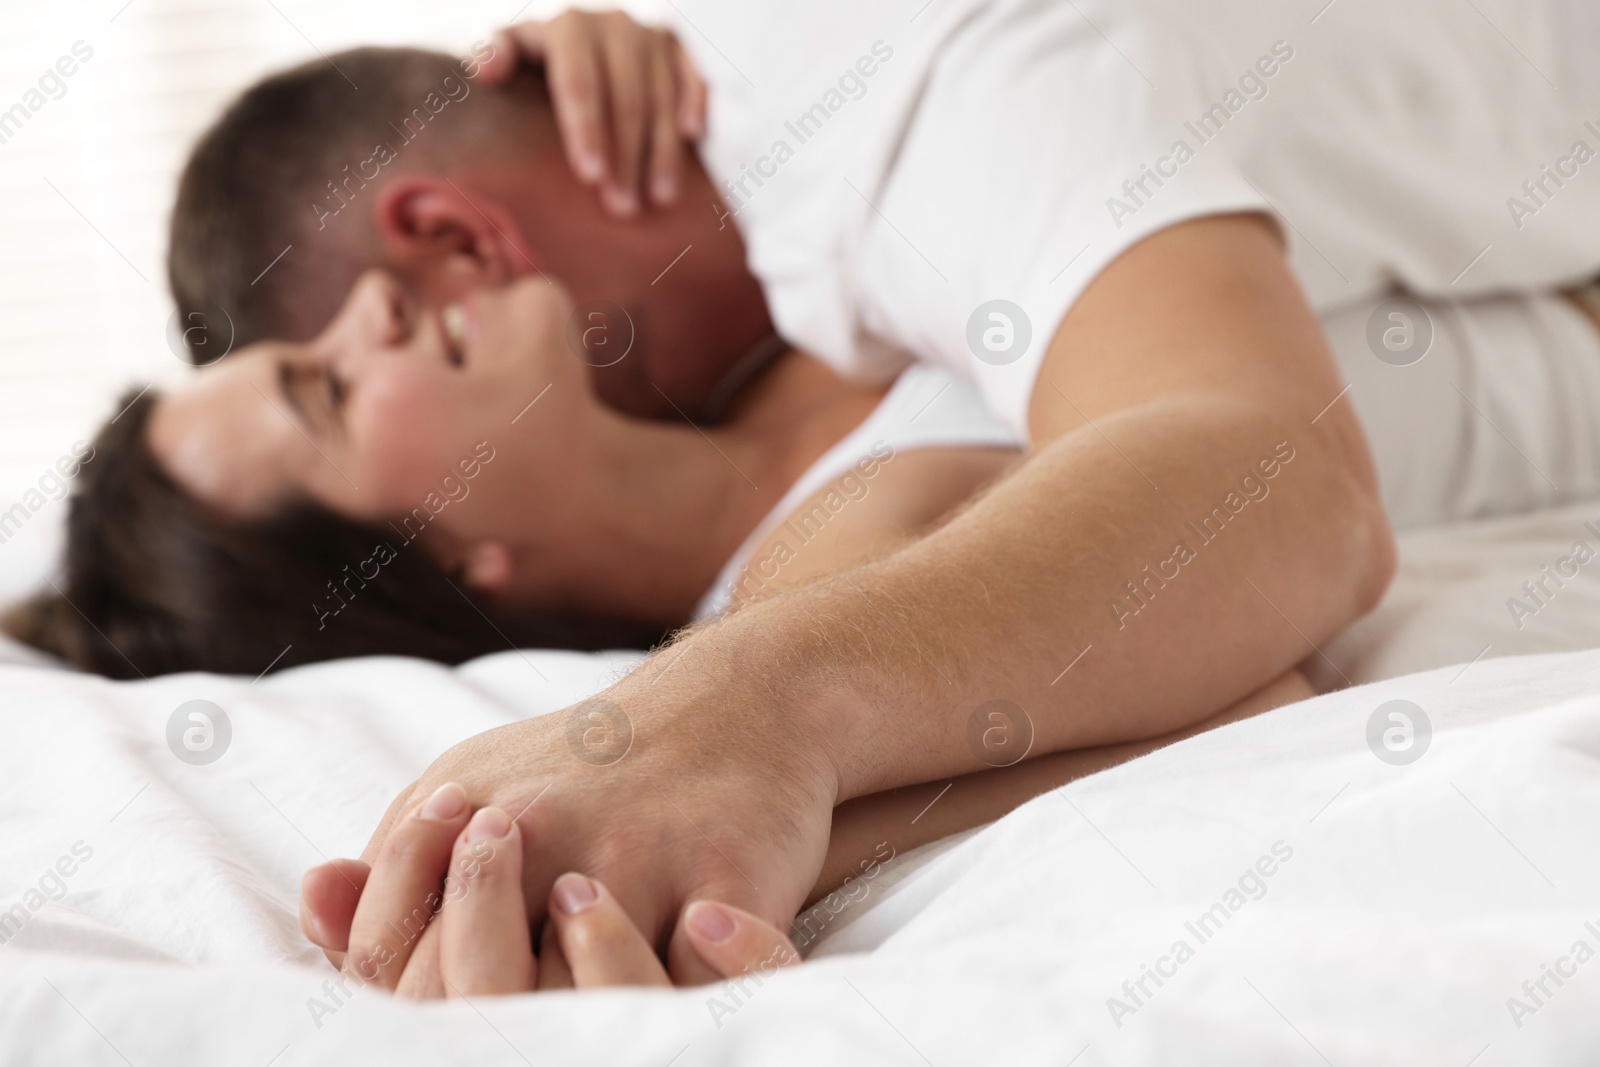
left=788, top=841, right=896, bottom=953
left=310, top=40, right=495, bottom=231
left=1504, top=918, right=1600, bottom=1030
left=313, top=441, right=496, bottom=630
left=705, top=841, right=896, bottom=1030
left=305, top=835, right=496, bottom=1028
left=1504, top=520, right=1600, bottom=631
left=0, top=40, right=95, bottom=149
left=715, top=39, right=895, bottom=224
left=1366, top=698, right=1431, bottom=766
left=1106, top=40, right=1295, bottom=229
left=1109, top=440, right=1297, bottom=630
left=1106, top=839, right=1295, bottom=1028
left=0, top=840, right=95, bottom=946
left=721, top=440, right=896, bottom=611
left=702, top=939, right=804, bottom=1030
left=166, top=699, right=233, bottom=766
left=0, top=441, right=96, bottom=548
left=1504, top=116, right=1600, bottom=231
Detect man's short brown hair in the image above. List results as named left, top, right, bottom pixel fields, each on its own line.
left=167, top=46, right=544, bottom=356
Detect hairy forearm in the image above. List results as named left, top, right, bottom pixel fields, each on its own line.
left=636, top=392, right=1389, bottom=804
left=807, top=668, right=1315, bottom=904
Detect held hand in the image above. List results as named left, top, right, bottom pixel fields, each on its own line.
left=476, top=9, right=707, bottom=216
left=301, top=806, right=803, bottom=998
left=309, top=665, right=837, bottom=991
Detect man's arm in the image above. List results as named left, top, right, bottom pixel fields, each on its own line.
left=630, top=213, right=1388, bottom=797
left=330, top=213, right=1393, bottom=983
left=808, top=213, right=1387, bottom=794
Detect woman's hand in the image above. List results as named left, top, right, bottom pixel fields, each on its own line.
left=301, top=802, right=801, bottom=998
left=475, top=10, right=707, bottom=217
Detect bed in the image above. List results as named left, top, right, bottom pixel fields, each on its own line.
left=4, top=498, right=1600, bottom=1065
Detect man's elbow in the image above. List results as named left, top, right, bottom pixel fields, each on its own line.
left=1347, top=479, right=1398, bottom=618
left=1309, top=416, right=1397, bottom=622
left=1243, top=392, right=1397, bottom=631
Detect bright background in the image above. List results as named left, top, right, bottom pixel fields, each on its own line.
left=0, top=0, right=607, bottom=600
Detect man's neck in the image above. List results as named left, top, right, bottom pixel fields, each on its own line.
left=488, top=149, right=775, bottom=419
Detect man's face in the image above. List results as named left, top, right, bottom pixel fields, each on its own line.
left=264, top=138, right=772, bottom=423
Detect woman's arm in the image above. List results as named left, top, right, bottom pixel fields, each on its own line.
left=808, top=667, right=1315, bottom=906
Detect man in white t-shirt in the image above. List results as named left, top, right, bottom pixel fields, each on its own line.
left=307, top=0, right=1600, bottom=979
left=684, top=0, right=1600, bottom=430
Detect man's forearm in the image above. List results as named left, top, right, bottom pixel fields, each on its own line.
left=635, top=390, right=1390, bottom=803
left=621, top=217, right=1393, bottom=804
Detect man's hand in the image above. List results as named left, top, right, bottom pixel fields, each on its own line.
left=320, top=668, right=836, bottom=991
left=304, top=664, right=1317, bottom=988
left=477, top=10, right=707, bottom=217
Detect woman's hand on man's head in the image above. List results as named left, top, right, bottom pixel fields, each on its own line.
left=299, top=788, right=802, bottom=999
left=476, top=9, right=708, bottom=218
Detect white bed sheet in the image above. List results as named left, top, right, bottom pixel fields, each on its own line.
left=6, top=502, right=1600, bottom=1064
left=1311, top=496, right=1600, bottom=689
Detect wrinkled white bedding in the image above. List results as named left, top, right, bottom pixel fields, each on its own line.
left=5, top=501, right=1600, bottom=1064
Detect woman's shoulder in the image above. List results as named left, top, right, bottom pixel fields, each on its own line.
left=695, top=364, right=1022, bottom=619
left=858, top=364, right=1023, bottom=453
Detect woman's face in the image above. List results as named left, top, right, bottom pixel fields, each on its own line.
left=149, top=271, right=584, bottom=535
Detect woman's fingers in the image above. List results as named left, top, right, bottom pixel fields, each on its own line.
left=537, top=17, right=610, bottom=188
left=668, top=900, right=802, bottom=987
left=473, top=11, right=701, bottom=214
left=341, top=858, right=797, bottom=997
left=593, top=14, right=651, bottom=216
left=437, top=808, right=537, bottom=997
left=299, top=858, right=370, bottom=966
left=546, top=873, right=671, bottom=988
left=670, top=38, right=707, bottom=140
left=343, top=782, right=472, bottom=991
left=644, top=40, right=685, bottom=206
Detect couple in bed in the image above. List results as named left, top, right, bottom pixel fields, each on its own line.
left=11, top=0, right=1600, bottom=998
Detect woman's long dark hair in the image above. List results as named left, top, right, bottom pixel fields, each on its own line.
left=3, top=390, right=665, bottom=679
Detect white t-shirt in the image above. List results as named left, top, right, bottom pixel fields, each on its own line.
left=1326, top=288, right=1600, bottom=531
left=694, top=365, right=1020, bottom=618
left=670, top=0, right=1600, bottom=437
left=694, top=287, right=1600, bottom=619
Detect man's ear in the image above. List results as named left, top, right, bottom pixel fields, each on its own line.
left=371, top=176, right=536, bottom=291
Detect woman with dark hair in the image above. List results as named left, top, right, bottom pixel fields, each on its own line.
left=5, top=387, right=670, bottom=678
left=5, top=270, right=1025, bottom=679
